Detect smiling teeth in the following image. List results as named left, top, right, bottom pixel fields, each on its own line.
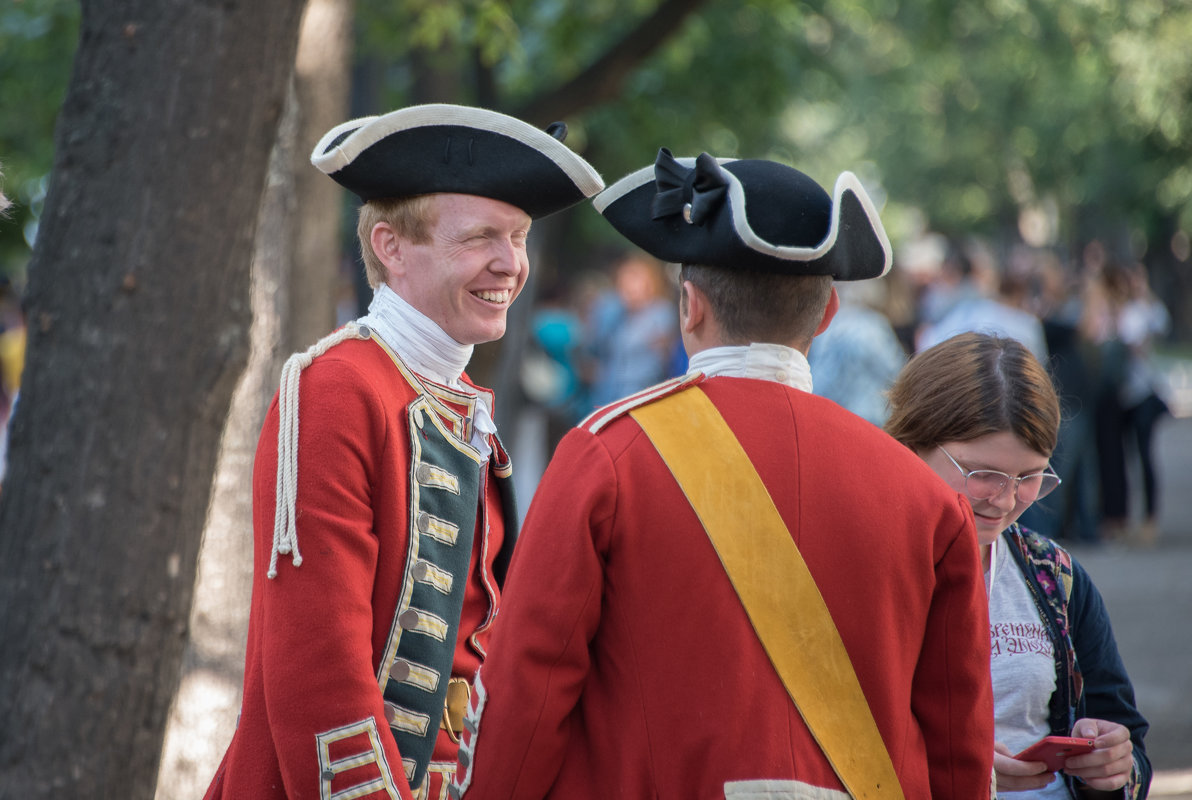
left=475, top=290, right=511, bottom=303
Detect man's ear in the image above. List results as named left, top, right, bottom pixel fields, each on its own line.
left=370, top=221, right=402, bottom=279
left=679, top=280, right=704, bottom=335
left=813, top=285, right=840, bottom=337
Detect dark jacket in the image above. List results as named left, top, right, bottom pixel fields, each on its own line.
left=1004, top=525, right=1152, bottom=799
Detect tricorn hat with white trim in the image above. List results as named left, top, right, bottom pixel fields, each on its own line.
left=311, top=103, right=605, bottom=218
left=593, top=148, right=891, bottom=280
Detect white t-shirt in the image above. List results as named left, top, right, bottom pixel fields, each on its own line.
left=987, top=539, right=1071, bottom=798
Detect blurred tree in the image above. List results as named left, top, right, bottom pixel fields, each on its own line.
left=775, top=0, right=1192, bottom=291
left=0, top=2, right=306, bottom=799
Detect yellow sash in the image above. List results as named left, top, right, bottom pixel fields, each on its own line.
left=631, top=387, right=904, bottom=800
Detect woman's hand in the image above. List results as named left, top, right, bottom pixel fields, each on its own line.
left=993, top=741, right=1058, bottom=793
left=1061, top=718, right=1134, bottom=791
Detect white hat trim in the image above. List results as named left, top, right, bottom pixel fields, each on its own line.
left=310, top=103, right=604, bottom=197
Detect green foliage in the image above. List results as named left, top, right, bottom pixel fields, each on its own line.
left=356, top=0, right=523, bottom=88
left=352, top=0, right=1192, bottom=259
left=791, top=0, right=1192, bottom=252
left=0, top=0, right=80, bottom=284
left=8, top=0, right=1191, bottom=279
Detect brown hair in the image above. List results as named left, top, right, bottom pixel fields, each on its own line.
left=884, top=332, right=1060, bottom=456
left=680, top=264, right=833, bottom=346
left=356, top=194, right=437, bottom=288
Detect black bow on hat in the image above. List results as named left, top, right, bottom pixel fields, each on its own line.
left=651, top=150, right=730, bottom=225
left=594, top=148, right=892, bottom=280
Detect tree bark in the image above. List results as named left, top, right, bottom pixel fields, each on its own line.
left=153, top=2, right=355, bottom=796
left=0, top=1, right=305, bottom=797
left=151, top=81, right=297, bottom=800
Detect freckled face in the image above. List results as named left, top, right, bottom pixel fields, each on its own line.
left=390, top=193, right=531, bottom=345
left=919, top=431, right=1052, bottom=547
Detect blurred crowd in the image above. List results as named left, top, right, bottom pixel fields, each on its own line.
left=0, top=276, right=26, bottom=487
left=0, top=171, right=25, bottom=489
left=523, top=238, right=1175, bottom=547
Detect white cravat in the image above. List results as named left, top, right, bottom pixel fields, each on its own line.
left=359, top=284, right=472, bottom=385
left=358, top=284, right=497, bottom=454
left=687, top=342, right=814, bottom=393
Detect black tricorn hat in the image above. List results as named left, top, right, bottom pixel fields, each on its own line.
left=593, top=148, right=892, bottom=280
left=312, top=103, right=605, bottom=219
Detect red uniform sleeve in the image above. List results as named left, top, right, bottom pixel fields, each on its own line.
left=454, top=429, right=612, bottom=800
left=913, top=495, right=996, bottom=799
left=255, top=356, right=413, bottom=800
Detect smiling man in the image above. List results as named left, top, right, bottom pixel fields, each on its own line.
left=202, top=104, right=602, bottom=800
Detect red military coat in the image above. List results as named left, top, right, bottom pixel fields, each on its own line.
left=205, top=332, right=515, bottom=800
left=455, top=374, right=994, bottom=799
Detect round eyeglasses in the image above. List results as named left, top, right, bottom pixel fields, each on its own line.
left=938, top=446, right=1061, bottom=504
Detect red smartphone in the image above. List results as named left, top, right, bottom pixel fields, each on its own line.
left=1012, top=735, right=1096, bottom=772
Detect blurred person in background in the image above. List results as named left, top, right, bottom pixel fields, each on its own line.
left=0, top=167, right=20, bottom=488
left=807, top=277, right=907, bottom=426
left=1116, top=262, right=1171, bottom=544
left=521, top=279, right=588, bottom=446
left=1084, top=262, right=1132, bottom=542
left=918, top=256, right=1049, bottom=365
left=1019, top=257, right=1101, bottom=543
left=887, top=332, right=1151, bottom=799
left=586, top=250, right=678, bottom=409
left=1081, top=260, right=1172, bottom=545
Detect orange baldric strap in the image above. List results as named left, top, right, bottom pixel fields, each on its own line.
left=631, top=387, right=905, bottom=800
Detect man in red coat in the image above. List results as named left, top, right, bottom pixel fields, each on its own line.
left=202, top=104, right=603, bottom=800
left=453, top=150, right=995, bottom=799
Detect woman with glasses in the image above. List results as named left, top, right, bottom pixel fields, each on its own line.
left=886, top=332, right=1150, bottom=799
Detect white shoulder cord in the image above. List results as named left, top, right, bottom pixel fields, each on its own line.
left=269, top=321, right=370, bottom=579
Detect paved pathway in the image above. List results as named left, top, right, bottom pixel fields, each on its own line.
left=1065, top=403, right=1192, bottom=797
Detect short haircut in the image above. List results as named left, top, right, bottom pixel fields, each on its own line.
left=884, top=332, right=1060, bottom=457
left=680, top=264, right=833, bottom=346
left=355, top=194, right=438, bottom=289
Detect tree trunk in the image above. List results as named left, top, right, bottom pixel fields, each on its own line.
left=151, top=82, right=297, bottom=800
left=153, top=2, right=355, bottom=796
left=0, top=1, right=306, bottom=797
